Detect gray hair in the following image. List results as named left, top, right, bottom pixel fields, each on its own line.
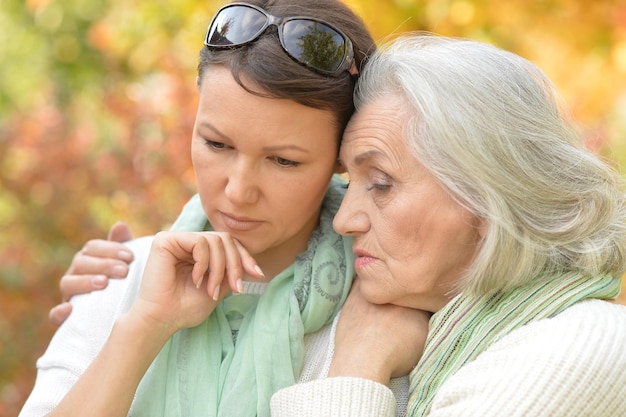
left=354, top=33, right=626, bottom=295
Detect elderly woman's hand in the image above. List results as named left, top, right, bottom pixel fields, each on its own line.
left=328, top=278, right=431, bottom=384
left=49, top=221, right=135, bottom=326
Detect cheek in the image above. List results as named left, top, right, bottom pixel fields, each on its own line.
left=190, top=140, right=206, bottom=167
left=379, top=208, right=473, bottom=287
left=377, top=212, right=421, bottom=262
left=277, top=178, right=327, bottom=217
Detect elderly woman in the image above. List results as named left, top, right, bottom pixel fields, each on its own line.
left=269, top=34, right=626, bottom=416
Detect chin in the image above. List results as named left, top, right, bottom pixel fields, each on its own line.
left=358, top=282, right=390, bottom=305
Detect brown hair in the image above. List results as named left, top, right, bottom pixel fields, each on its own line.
left=197, top=0, right=376, bottom=136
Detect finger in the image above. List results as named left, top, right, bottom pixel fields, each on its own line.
left=67, top=252, right=130, bottom=279
left=107, top=221, right=134, bottom=242
left=48, top=302, right=73, bottom=326
left=232, top=239, right=264, bottom=279
left=59, top=274, right=108, bottom=302
left=203, top=234, right=228, bottom=299
left=80, top=239, right=134, bottom=264
left=213, top=280, right=232, bottom=302
left=216, top=234, right=247, bottom=294
left=190, top=236, right=210, bottom=290
left=149, top=231, right=215, bottom=295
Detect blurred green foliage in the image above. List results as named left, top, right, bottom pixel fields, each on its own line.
left=1, top=0, right=625, bottom=414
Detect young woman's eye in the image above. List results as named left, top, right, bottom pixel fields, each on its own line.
left=204, top=140, right=227, bottom=150
left=272, top=156, right=300, bottom=168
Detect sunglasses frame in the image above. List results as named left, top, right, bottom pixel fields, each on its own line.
left=204, top=2, right=358, bottom=76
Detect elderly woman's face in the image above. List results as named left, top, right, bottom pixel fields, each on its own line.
left=334, top=95, right=483, bottom=312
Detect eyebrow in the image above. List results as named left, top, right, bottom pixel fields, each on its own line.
left=199, top=122, right=229, bottom=141
left=199, top=122, right=309, bottom=153
left=262, top=144, right=309, bottom=153
left=353, top=149, right=386, bottom=166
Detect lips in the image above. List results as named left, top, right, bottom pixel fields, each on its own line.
left=352, top=248, right=377, bottom=270
left=219, top=211, right=263, bottom=232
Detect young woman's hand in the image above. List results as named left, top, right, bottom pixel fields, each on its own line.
left=129, top=231, right=263, bottom=334
left=329, top=278, right=431, bottom=384
left=49, top=221, right=135, bottom=325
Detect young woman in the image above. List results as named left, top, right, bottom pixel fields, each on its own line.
left=19, top=2, right=427, bottom=416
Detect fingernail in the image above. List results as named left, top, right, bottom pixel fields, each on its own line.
left=236, top=279, right=243, bottom=293
left=112, top=265, right=126, bottom=276
left=196, top=275, right=204, bottom=289
left=213, top=284, right=221, bottom=301
left=253, top=265, right=264, bottom=278
left=91, top=275, right=106, bottom=287
left=118, top=250, right=133, bottom=261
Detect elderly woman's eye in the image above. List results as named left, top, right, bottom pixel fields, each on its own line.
left=367, top=183, right=391, bottom=192
left=367, top=172, right=392, bottom=192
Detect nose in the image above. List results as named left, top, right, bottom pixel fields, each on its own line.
left=333, top=185, right=369, bottom=236
left=224, top=160, right=259, bottom=205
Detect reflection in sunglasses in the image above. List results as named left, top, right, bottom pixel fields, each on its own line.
left=204, top=3, right=356, bottom=76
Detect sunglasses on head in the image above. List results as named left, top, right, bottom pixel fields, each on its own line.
left=204, top=2, right=358, bottom=77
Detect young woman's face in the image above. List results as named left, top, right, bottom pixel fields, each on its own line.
left=191, top=67, right=342, bottom=275
left=334, top=95, right=483, bottom=312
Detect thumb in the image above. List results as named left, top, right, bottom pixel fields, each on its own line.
left=107, top=221, right=134, bottom=242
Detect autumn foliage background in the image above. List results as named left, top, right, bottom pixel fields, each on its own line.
left=1, top=0, right=626, bottom=414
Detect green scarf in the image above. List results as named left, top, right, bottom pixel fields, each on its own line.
left=406, top=271, right=621, bottom=416
left=132, top=175, right=354, bottom=417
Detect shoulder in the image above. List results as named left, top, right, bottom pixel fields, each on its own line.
left=20, top=236, right=156, bottom=416
left=490, top=299, right=626, bottom=356
left=431, top=300, right=626, bottom=416
left=41, top=235, right=155, bottom=365
left=51, top=235, right=155, bottom=347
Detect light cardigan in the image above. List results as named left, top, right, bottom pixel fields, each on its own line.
left=18, top=236, right=409, bottom=417
left=269, top=298, right=626, bottom=416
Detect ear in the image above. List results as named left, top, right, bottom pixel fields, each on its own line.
left=476, top=217, right=489, bottom=240
left=333, top=159, right=346, bottom=174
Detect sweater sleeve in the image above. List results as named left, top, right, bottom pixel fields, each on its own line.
left=427, top=300, right=626, bottom=417
left=18, top=236, right=153, bottom=417
left=270, top=377, right=397, bottom=417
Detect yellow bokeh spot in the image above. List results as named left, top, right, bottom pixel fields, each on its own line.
left=450, top=0, right=475, bottom=26
left=612, top=40, right=626, bottom=73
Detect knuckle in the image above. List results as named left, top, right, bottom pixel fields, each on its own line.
left=152, top=231, right=171, bottom=245
left=81, top=239, right=98, bottom=253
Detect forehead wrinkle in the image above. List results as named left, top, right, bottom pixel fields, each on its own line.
left=341, top=96, right=406, bottom=169
left=353, top=149, right=386, bottom=166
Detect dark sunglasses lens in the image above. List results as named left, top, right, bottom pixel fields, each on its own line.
left=282, top=20, right=346, bottom=73
left=207, top=6, right=267, bottom=46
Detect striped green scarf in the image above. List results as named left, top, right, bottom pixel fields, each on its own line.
left=406, top=271, right=621, bottom=416
left=132, top=175, right=354, bottom=417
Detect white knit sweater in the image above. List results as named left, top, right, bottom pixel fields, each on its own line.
left=270, top=298, right=626, bottom=416
left=19, top=236, right=409, bottom=417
